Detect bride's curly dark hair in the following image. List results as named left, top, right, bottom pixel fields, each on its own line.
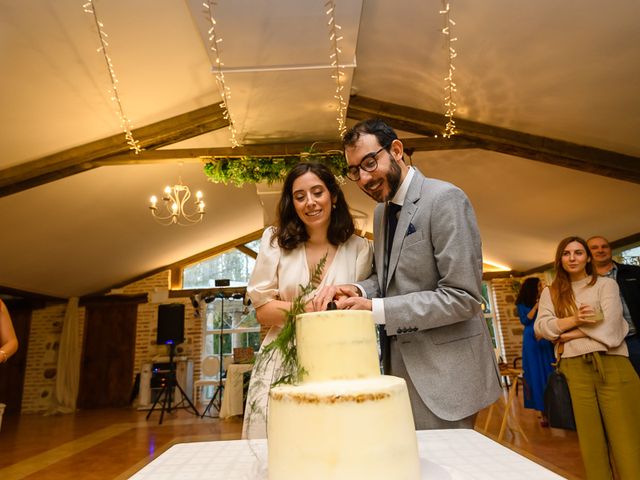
left=272, top=162, right=354, bottom=250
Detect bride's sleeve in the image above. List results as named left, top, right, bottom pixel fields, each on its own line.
left=247, top=227, right=281, bottom=309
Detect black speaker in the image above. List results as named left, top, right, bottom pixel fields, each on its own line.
left=156, top=303, right=185, bottom=345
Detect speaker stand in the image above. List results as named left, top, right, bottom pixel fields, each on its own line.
left=201, top=294, right=227, bottom=418
left=146, top=343, right=200, bottom=424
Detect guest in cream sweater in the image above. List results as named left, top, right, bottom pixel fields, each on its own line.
left=535, top=236, right=640, bottom=480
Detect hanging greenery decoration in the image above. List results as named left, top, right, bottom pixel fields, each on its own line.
left=202, top=148, right=347, bottom=187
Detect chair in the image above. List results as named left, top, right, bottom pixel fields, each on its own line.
left=482, top=354, right=529, bottom=443
left=512, top=357, right=526, bottom=397
left=494, top=348, right=509, bottom=387
left=194, top=356, right=225, bottom=418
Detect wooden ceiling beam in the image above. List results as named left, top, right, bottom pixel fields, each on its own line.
left=348, top=96, right=640, bottom=184
left=99, top=136, right=477, bottom=165
left=236, top=244, right=258, bottom=259
left=0, top=285, right=66, bottom=303
left=0, top=103, right=228, bottom=198
left=101, top=141, right=345, bottom=164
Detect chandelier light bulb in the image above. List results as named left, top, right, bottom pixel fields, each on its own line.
left=148, top=181, right=206, bottom=226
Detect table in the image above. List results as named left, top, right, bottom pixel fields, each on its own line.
left=219, top=363, right=253, bottom=419
left=128, top=429, right=564, bottom=479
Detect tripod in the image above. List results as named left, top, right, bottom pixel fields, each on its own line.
left=146, top=342, right=200, bottom=424
left=201, top=294, right=227, bottom=418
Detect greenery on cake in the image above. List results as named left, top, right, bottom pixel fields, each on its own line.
left=253, top=255, right=326, bottom=386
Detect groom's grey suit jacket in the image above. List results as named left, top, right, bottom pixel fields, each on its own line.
left=359, top=169, right=501, bottom=421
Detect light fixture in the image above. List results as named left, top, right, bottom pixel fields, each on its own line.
left=149, top=179, right=205, bottom=226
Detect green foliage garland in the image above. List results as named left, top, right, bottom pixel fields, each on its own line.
left=202, top=150, right=347, bottom=186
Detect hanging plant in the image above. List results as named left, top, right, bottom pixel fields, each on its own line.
left=202, top=147, right=347, bottom=186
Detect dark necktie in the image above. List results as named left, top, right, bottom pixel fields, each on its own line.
left=380, top=202, right=401, bottom=375
left=385, top=202, right=402, bottom=266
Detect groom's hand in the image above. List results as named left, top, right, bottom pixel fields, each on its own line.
left=336, top=296, right=372, bottom=311
left=312, top=284, right=359, bottom=311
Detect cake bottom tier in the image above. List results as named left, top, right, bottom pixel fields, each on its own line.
left=267, top=375, right=420, bottom=480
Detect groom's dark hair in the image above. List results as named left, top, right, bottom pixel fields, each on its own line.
left=342, top=118, right=398, bottom=151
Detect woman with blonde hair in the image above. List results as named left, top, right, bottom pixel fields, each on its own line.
left=535, top=236, right=640, bottom=479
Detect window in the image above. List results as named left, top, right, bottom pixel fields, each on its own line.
left=183, top=240, right=260, bottom=288
left=617, top=244, right=640, bottom=266
left=199, top=297, right=261, bottom=402
left=204, top=297, right=261, bottom=359
left=182, top=239, right=260, bottom=402
left=481, top=281, right=500, bottom=349
left=188, top=238, right=263, bottom=403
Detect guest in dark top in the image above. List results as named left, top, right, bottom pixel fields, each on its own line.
left=587, top=235, right=640, bottom=376
left=515, top=277, right=555, bottom=425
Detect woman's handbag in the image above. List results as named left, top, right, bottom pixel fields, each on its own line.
left=543, top=352, right=577, bottom=430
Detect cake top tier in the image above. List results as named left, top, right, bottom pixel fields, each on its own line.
left=296, top=310, right=380, bottom=383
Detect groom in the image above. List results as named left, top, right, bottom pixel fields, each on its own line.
left=315, top=118, right=501, bottom=429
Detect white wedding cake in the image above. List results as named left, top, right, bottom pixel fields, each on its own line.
left=267, top=310, right=420, bottom=480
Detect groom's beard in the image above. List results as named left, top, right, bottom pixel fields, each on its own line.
left=363, top=157, right=402, bottom=203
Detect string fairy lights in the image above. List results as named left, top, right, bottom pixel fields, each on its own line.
left=439, top=1, right=458, bottom=138
left=82, top=0, right=142, bottom=153
left=203, top=1, right=240, bottom=147
left=324, top=0, right=347, bottom=138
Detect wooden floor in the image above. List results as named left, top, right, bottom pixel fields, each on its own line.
left=0, top=389, right=585, bottom=479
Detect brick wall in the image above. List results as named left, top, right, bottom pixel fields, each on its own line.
left=20, top=270, right=204, bottom=413
left=21, top=303, right=65, bottom=413
left=21, top=268, right=552, bottom=412
left=489, top=274, right=548, bottom=365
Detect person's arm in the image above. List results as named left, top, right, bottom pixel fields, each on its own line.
left=255, top=300, right=294, bottom=327
left=254, top=298, right=320, bottom=327
left=559, top=328, right=588, bottom=342
left=577, top=279, right=629, bottom=347
left=517, top=304, right=535, bottom=326
left=246, top=228, right=290, bottom=328
left=0, top=300, right=18, bottom=362
left=535, top=288, right=598, bottom=341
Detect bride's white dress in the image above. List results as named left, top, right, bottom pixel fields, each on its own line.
left=242, top=227, right=373, bottom=439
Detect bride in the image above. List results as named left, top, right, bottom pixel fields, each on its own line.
left=242, top=161, right=372, bottom=439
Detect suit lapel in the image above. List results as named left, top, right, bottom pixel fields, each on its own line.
left=386, top=171, right=424, bottom=292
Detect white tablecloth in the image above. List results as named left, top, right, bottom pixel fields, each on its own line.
left=219, top=363, right=253, bottom=419
left=128, top=429, right=564, bottom=479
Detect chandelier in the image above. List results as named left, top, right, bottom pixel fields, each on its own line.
left=149, top=180, right=205, bottom=226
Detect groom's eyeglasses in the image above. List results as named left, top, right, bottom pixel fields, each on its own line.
left=346, top=145, right=388, bottom=181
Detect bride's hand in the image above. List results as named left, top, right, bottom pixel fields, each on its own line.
left=312, top=284, right=359, bottom=311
